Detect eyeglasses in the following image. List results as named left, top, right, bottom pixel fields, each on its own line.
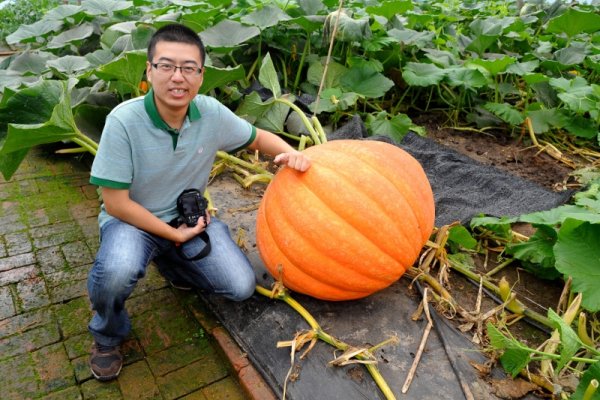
left=151, top=62, right=203, bottom=76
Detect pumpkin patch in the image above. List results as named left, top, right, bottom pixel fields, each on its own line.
left=256, top=140, right=435, bottom=301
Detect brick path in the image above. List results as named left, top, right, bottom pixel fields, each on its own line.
left=0, top=146, right=273, bottom=399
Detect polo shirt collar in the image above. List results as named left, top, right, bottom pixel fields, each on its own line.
left=143, top=88, right=201, bottom=133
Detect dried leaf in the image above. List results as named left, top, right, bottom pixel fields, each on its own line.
left=490, top=378, right=538, bottom=399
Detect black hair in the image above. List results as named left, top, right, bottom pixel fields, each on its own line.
left=147, top=23, right=206, bottom=67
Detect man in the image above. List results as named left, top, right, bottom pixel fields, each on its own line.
left=87, top=23, right=311, bottom=381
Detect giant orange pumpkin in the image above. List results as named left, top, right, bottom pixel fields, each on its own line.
left=256, top=139, right=435, bottom=301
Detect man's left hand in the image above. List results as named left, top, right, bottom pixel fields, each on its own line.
left=274, top=151, right=311, bottom=172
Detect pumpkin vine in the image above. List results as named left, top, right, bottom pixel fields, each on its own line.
left=255, top=282, right=399, bottom=400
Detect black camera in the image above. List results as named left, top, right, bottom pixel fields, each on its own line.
left=176, top=189, right=208, bottom=227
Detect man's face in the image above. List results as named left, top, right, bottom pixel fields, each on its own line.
left=146, top=41, right=204, bottom=114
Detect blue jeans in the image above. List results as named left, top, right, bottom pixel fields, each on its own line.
left=87, top=217, right=256, bottom=346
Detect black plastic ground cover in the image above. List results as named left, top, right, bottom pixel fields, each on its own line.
left=204, top=132, right=571, bottom=400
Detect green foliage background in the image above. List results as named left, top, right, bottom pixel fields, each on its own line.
left=0, top=0, right=64, bottom=44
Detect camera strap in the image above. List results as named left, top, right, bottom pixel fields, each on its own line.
left=176, top=231, right=211, bottom=261
left=168, top=217, right=212, bottom=261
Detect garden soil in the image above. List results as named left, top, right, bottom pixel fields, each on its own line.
left=202, top=120, right=576, bottom=400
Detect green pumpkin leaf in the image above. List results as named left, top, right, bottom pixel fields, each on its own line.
left=499, top=348, right=533, bottom=378
left=468, top=56, right=516, bottom=76
left=445, top=67, right=488, bottom=91
left=506, top=225, right=559, bottom=279
left=517, top=205, right=593, bottom=226
left=311, top=88, right=359, bottom=113
left=366, top=111, right=412, bottom=142
left=258, top=53, right=281, bottom=99
left=0, top=80, right=62, bottom=134
left=507, top=61, right=539, bottom=76
left=95, top=50, right=147, bottom=95
left=81, top=0, right=134, bottom=16
left=423, top=49, right=458, bottom=68
left=366, top=0, right=413, bottom=20
left=523, top=73, right=549, bottom=85
left=6, top=19, right=63, bottom=45
left=0, top=149, right=29, bottom=180
left=241, top=4, right=291, bottom=30
left=7, top=51, right=54, bottom=75
left=554, top=44, right=587, bottom=67
left=526, top=108, right=565, bottom=133
left=47, top=23, right=95, bottom=50
left=296, top=0, right=325, bottom=15
left=47, top=56, right=92, bottom=76
left=563, top=114, right=599, bottom=139
left=551, top=77, right=596, bottom=114
left=448, top=225, right=478, bottom=250
left=330, top=11, right=371, bottom=43
left=469, top=17, right=505, bottom=36
left=169, top=0, right=204, bottom=6
left=256, top=100, right=289, bottom=133
left=402, top=62, right=445, bottom=87
left=0, top=71, right=40, bottom=93
left=466, top=35, right=498, bottom=55
left=307, top=58, right=346, bottom=88
left=286, top=15, right=325, bottom=33
left=181, top=9, right=221, bottom=32
left=555, top=219, right=600, bottom=311
left=546, top=9, right=600, bottom=37
left=487, top=323, right=514, bottom=350
left=45, top=4, right=83, bottom=21
left=107, top=21, right=136, bottom=34
left=547, top=308, right=584, bottom=372
left=85, top=49, right=115, bottom=67
left=110, top=35, right=135, bottom=55
left=483, top=102, right=524, bottom=126
left=236, top=92, right=272, bottom=124
left=470, top=215, right=515, bottom=237
left=200, top=64, right=245, bottom=95
left=200, top=20, right=260, bottom=48
left=340, top=65, right=394, bottom=98
left=0, top=79, right=83, bottom=179
left=388, top=28, right=435, bottom=48
left=487, top=323, right=531, bottom=377
left=74, top=104, right=111, bottom=144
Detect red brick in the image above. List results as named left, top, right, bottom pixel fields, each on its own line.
left=238, top=365, right=277, bottom=400
left=212, top=327, right=249, bottom=373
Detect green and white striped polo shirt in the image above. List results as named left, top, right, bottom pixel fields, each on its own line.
left=90, top=90, right=256, bottom=228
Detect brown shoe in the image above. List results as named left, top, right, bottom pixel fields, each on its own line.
left=90, top=342, right=123, bottom=381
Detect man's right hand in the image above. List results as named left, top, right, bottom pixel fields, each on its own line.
left=174, top=211, right=210, bottom=244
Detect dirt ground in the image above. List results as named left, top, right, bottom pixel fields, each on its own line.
left=413, top=114, right=577, bottom=191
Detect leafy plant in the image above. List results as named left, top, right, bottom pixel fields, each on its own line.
left=471, top=184, right=600, bottom=312
left=0, top=0, right=63, bottom=45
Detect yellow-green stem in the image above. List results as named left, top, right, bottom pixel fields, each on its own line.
left=71, top=136, right=97, bottom=156
left=216, top=151, right=271, bottom=175
left=578, top=313, right=595, bottom=348
left=366, top=364, right=397, bottom=400
left=242, top=174, right=273, bottom=188
left=55, top=146, right=89, bottom=154
left=311, top=115, right=328, bottom=143
left=275, top=97, right=321, bottom=145
left=298, top=135, right=308, bottom=151
left=447, top=258, right=551, bottom=328
left=484, top=258, right=514, bottom=277
left=583, top=379, right=598, bottom=400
